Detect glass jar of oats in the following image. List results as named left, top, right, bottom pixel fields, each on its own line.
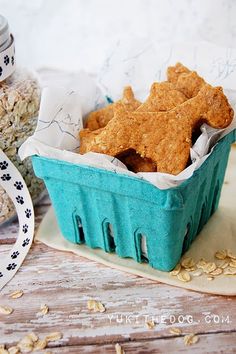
left=0, top=14, right=44, bottom=224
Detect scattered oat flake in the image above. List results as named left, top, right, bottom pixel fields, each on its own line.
left=229, top=261, right=236, bottom=268
left=203, top=262, right=217, bottom=274
left=0, top=348, right=8, bottom=354
left=18, top=335, right=33, bottom=346
left=224, top=268, right=236, bottom=275
left=0, top=305, right=13, bottom=315
left=17, top=340, right=33, bottom=353
left=145, top=320, right=155, bottom=329
left=115, top=343, right=125, bottom=354
left=184, top=333, right=199, bottom=346
left=191, top=269, right=203, bottom=277
left=177, top=271, right=191, bottom=282
left=169, top=263, right=181, bottom=276
left=210, top=268, right=223, bottom=276
left=45, top=332, right=62, bottom=342
left=8, top=346, right=20, bottom=354
left=196, top=259, right=207, bottom=269
left=185, top=267, right=196, bottom=272
left=38, top=304, right=49, bottom=315
left=9, top=290, right=24, bottom=299
left=27, top=332, right=38, bottom=343
left=227, top=251, right=236, bottom=260
left=33, top=339, right=47, bottom=351
left=169, top=327, right=182, bottom=335
left=181, top=257, right=195, bottom=269
left=218, top=260, right=229, bottom=269
left=87, top=299, right=106, bottom=313
left=207, top=276, right=214, bottom=281
left=215, top=250, right=227, bottom=260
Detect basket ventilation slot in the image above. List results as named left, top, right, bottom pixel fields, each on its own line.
left=197, top=202, right=207, bottom=233
left=182, top=223, right=191, bottom=255
left=103, top=222, right=116, bottom=251
left=136, top=233, right=149, bottom=262
left=75, top=215, right=85, bottom=243
left=211, top=182, right=220, bottom=215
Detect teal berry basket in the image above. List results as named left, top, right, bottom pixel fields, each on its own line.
left=32, top=130, right=236, bottom=271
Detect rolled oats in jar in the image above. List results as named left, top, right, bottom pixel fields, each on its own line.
left=0, top=14, right=44, bottom=224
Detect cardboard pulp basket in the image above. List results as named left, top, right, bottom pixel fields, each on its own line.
left=32, top=130, right=236, bottom=271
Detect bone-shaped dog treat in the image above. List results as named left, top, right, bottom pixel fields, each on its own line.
left=79, top=84, right=233, bottom=175
left=85, top=86, right=141, bottom=131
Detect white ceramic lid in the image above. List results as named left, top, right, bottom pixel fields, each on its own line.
left=0, top=15, right=10, bottom=51
left=0, top=14, right=15, bottom=80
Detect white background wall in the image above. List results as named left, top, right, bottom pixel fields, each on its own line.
left=1, top=0, right=236, bottom=73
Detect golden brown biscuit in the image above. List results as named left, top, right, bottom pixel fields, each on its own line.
left=120, top=84, right=186, bottom=172
left=85, top=86, right=141, bottom=131
left=84, top=67, right=195, bottom=172
left=123, top=76, right=191, bottom=170
left=116, top=149, right=157, bottom=173
left=167, top=62, right=190, bottom=83
left=79, top=128, right=103, bottom=154
left=79, top=84, right=233, bottom=175
left=137, top=82, right=188, bottom=112
left=168, top=63, right=205, bottom=98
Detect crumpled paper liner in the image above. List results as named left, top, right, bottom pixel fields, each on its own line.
left=36, top=147, right=236, bottom=296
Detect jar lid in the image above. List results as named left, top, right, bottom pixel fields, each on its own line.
left=0, top=14, right=15, bottom=81
left=0, top=15, right=10, bottom=51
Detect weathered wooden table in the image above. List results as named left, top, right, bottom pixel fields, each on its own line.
left=0, top=195, right=236, bottom=353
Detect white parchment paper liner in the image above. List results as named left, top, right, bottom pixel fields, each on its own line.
left=19, top=41, right=236, bottom=190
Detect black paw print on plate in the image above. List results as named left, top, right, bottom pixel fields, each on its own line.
left=0, top=161, right=8, bottom=170
left=11, top=251, right=19, bottom=259
left=22, top=238, right=30, bottom=247
left=0, top=272, right=3, bottom=277
left=6, top=263, right=17, bottom=271
left=1, top=173, right=11, bottom=181
left=16, top=195, right=24, bottom=205
left=0, top=66, right=2, bottom=77
left=22, top=224, right=28, bottom=233
left=14, top=181, right=23, bottom=190
left=25, top=208, right=32, bottom=218
left=11, top=56, right=14, bottom=65
left=4, top=55, right=9, bottom=65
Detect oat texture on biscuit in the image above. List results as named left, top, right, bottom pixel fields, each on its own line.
left=79, top=83, right=233, bottom=175
left=113, top=68, right=207, bottom=172
left=137, top=81, right=187, bottom=112
left=167, top=63, right=206, bottom=98
left=85, top=86, right=141, bottom=130
left=167, top=62, right=190, bottom=83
